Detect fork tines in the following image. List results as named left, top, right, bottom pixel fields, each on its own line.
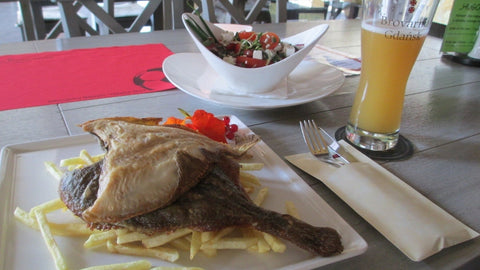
left=300, top=120, right=329, bottom=156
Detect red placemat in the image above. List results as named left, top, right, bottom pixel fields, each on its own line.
left=0, top=43, right=176, bottom=111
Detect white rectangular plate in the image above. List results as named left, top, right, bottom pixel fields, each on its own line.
left=0, top=116, right=367, bottom=270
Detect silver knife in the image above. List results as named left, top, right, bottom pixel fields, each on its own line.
left=318, top=127, right=358, bottom=165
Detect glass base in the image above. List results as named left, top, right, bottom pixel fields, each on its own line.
left=345, top=123, right=399, bottom=151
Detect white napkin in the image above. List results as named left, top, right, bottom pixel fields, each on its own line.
left=285, top=140, right=479, bottom=261
left=305, top=45, right=362, bottom=77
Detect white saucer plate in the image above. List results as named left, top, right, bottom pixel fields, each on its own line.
left=163, top=53, right=345, bottom=110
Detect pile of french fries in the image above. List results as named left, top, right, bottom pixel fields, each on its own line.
left=14, top=149, right=300, bottom=270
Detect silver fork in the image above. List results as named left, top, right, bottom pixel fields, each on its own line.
left=300, top=120, right=329, bottom=156
left=299, top=120, right=344, bottom=167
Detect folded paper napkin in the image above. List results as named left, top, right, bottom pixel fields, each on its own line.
left=306, top=45, right=361, bottom=77
left=285, top=140, right=479, bottom=261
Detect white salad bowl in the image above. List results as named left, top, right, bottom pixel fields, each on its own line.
left=182, top=13, right=329, bottom=95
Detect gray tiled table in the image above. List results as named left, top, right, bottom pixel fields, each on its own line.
left=0, top=19, right=479, bottom=269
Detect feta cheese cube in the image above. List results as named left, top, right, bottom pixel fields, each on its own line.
left=253, top=50, right=263, bottom=59
left=265, top=50, right=275, bottom=59
left=283, top=44, right=296, bottom=57
left=223, top=55, right=236, bottom=65
left=220, top=31, right=235, bottom=44
left=273, top=43, right=282, bottom=51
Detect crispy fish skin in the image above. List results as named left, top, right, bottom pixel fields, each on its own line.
left=59, top=160, right=102, bottom=218
left=123, top=161, right=343, bottom=257
left=78, top=118, right=258, bottom=224
left=60, top=159, right=343, bottom=257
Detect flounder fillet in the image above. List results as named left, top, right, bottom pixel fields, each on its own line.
left=60, top=158, right=343, bottom=257
left=59, top=116, right=343, bottom=257
left=77, top=117, right=258, bottom=224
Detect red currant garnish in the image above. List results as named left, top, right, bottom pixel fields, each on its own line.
left=226, top=131, right=235, bottom=140
left=224, top=117, right=238, bottom=140
left=229, top=124, right=238, bottom=132
left=223, top=116, right=230, bottom=125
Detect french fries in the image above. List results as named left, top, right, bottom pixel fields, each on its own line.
left=151, top=267, right=204, bottom=270
left=116, top=231, right=150, bottom=245
left=189, top=231, right=202, bottom=260
left=59, top=156, right=87, bottom=169
left=262, top=233, right=287, bottom=253
left=285, top=201, right=300, bottom=219
left=81, top=260, right=205, bottom=270
left=79, top=149, right=96, bottom=164
left=142, top=228, right=192, bottom=248
left=201, top=237, right=258, bottom=250
left=84, top=230, right=118, bottom=248
left=34, top=209, right=68, bottom=270
left=239, top=171, right=261, bottom=192
left=81, top=260, right=151, bottom=270
left=239, top=162, right=264, bottom=171
left=28, top=198, right=65, bottom=217
left=15, top=149, right=298, bottom=269
left=168, top=238, right=191, bottom=251
left=14, top=207, right=93, bottom=237
left=107, top=241, right=180, bottom=262
left=44, top=161, right=64, bottom=180
left=253, top=187, right=269, bottom=206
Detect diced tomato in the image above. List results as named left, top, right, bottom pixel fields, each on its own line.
left=243, top=49, right=254, bottom=57
left=205, top=44, right=216, bottom=50
left=260, top=32, right=280, bottom=50
left=237, top=31, right=257, bottom=41
left=226, top=43, right=242, bottom=54
left=236, top=56, right=267, bottom=68
left=234, top=43, right=242, bottom=54
left=225, top=43, right=235, bottom=51
left=164, top=117, right=186, bottom=125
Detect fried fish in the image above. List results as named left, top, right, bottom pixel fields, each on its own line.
left=59, top=117, right=343, bottom=257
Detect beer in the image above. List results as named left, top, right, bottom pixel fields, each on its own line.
left=348, top=22, right=427, bottom=134
left=345, top=0, right=439, bottom=151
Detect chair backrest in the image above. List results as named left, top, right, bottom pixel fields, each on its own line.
left=284, top=0, right=329, bottom=21
left=55, top=0, right=187, bottom=38
left=16, top=0, right=51, bottom=41
left=197, top=0, right=272, bottom=24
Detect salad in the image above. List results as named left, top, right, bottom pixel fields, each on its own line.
left=186, top=16, right=303, bottom=68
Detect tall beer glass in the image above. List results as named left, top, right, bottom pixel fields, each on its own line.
left=346, top=0, right=439, bottom=151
